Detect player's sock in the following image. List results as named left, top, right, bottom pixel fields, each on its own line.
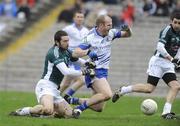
left=75, top=101, right=88, bottom=111
left=162, top=102, right=172, bottom=115
left=66, top=88, right=75, bottom=96
left=120, top=86, right=132, bottom=94
left=70, top=97, right=79, bottom=104
left=18, top=107, right=31, bottom=115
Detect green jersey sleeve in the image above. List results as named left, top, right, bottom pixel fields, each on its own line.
left=47, top=47, right=65, bottom=65
left=159, top=26, right=171, bottom=44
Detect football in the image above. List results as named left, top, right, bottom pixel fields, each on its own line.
left=141, top=99, right=158, bottom=115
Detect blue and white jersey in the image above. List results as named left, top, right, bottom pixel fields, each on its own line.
left=79, top=27, right=121, bottom=69
left=63, top=23, right=89, bottom=51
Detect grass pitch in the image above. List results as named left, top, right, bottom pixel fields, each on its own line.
left=0, top=91, right=180, bottom=126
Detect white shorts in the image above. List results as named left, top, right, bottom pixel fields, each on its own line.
left=35, top=79, right=64, bottom=103
left=147, top=56, right=175, bottom=78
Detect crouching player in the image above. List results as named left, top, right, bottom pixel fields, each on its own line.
left=9, top=30, right=96, bottom=118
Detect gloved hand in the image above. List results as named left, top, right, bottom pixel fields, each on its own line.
left=87, top=50, right=98, bottom=61
left=82, top=68, right=95, bottom=78
left=121, top=24, right=129, bottom=31
left=172, top=58, right=180, bottom=67
left=85, top=61, right=96, bottom=69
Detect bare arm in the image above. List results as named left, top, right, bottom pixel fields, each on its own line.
left=72, top=47, right=89, bottom=58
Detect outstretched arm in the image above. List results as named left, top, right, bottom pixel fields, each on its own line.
left=72, top=46, right=98, bottom=61
left=72, top=47, right=89, bottom=58
left=56, top=62, right=82, bottom=76
left=56, top=62, right=95, bottom=77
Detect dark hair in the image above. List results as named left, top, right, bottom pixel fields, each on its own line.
left=96, top=15, right=106, bottom=26
left=54, top=30, right=68, bottom=43
left=170, top=11, right=180, bottom=20
left=73, top=10, right=84, bottom=17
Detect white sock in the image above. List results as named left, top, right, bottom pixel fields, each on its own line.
left=120, top=86, right=132, bottom=95
left=19, top=107, right=31, bottom=115
left=162, top=102, right=172, bottom=115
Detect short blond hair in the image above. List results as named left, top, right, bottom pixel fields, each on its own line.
left=96, top=15, right=106, bottom=26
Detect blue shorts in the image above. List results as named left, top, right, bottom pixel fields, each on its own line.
left=85, top=68, right=108, bottom=88
left=69, top=61, right=81, bottom=70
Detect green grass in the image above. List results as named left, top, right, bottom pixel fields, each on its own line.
left=0, top=91, right=180, bottom=126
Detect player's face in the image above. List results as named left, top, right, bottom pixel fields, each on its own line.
left=102, top=17, right=112, bottom=36
left=172, top=18, right=180, bottom=32
left=74, top=13, right=84, bottom=26
left=59, top=36, right=69, bottom=50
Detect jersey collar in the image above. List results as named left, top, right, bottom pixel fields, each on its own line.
left=94, top=26, right=106, bottom=38
left=73, top=23, right=83, bottom=30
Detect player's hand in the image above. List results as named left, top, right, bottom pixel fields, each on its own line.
left=85, top=61, right=96, bottom=69
left=82, top=68, right=95, bottom=78
left=172, top=58, right=180, bottom=67
left=121, top=24, right=129, bottom=31
left=87, top=50, right=98, bottom=61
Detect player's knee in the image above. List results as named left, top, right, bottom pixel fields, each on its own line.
left=94, top=108, right=103, bottom=112
left=91, top=104, right=104, bottom=112
left=145, top=87, right=154, bottom=93
left=144, top=84, right=154, bottom=93
left=171, top=85, right=180, bottom=90
left=103, top=92, right=113, bottom=100
left=145, top=89, right=153, bottom=93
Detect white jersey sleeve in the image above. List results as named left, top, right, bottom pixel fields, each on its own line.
left=56, top=62, right=82, bottom=76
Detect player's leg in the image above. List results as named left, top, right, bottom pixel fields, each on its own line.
left=22, top=101, right=51, bottom=116
left=9, top=79, right=55, bottom=116
left=112, top=57, right=162, bottom=102
left=9, top=95, right=54, bottom=116
left=161, top=73, right=180, bottom=119
left=9, top=106, right=33, bottom=116
left=64, top=76, right=84, bottom=102
left=61, top=62, right=83, bottom=95
left=39, top=94, right=54, bottom=115
left=60, top=76, right=73, bottom=93
left=76, top=89, right=106, bottom=112
left=112, top=75, right=158, bottom=102
left=29, top=105, right=44, bottom=115
left=54, top=100, right=74, bottom=118
left=127, top=75, right=159, bottom=93
left=74, top=78, right=112, bottom=114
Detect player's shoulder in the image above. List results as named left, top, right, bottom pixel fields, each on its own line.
left=47, top=46, right=60, bottom=58
left=63, top=24, right=74, bottom=31
left=88, top=28, right=97, bottom=36
left=84, top=28, right=95, bottom=40
left=161, top=25, right=172, bottom=33
left=82, top=26, right=89, bottom=32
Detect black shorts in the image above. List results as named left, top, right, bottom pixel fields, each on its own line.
left=162, top=73, right=177, bottom=85
left=147, top=75, right=160, bottom=86
left=147, top=73, right=177, bottom=86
